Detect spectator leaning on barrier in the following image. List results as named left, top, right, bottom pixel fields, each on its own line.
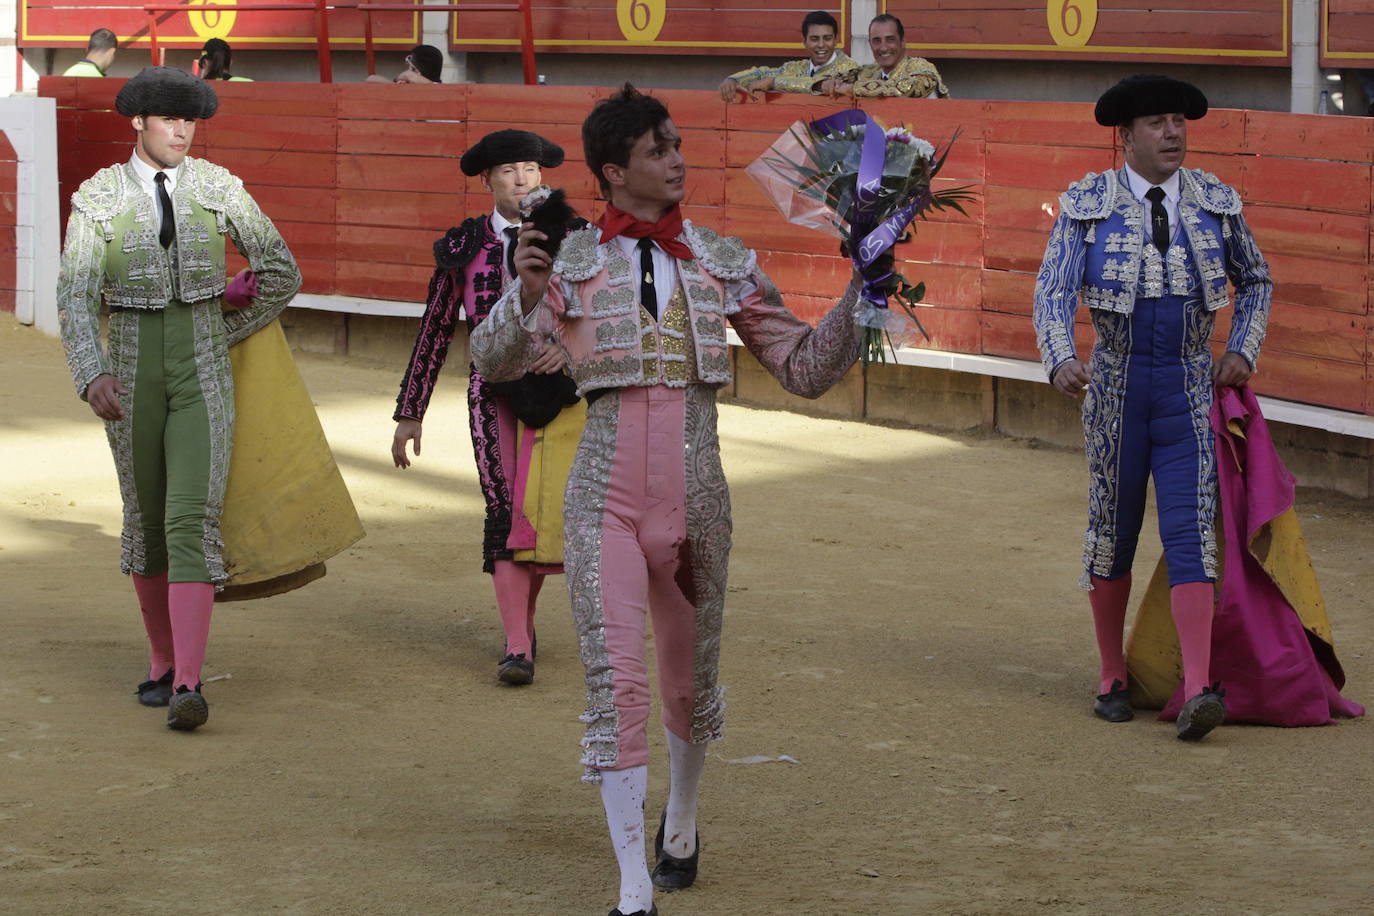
left=197, top=38, right=252, bottom=82
left=717, top=10, right=854, bottom=102
left=820, top=14, right=948, bottom=99
left=366, top=44, right=444, bottom=84
left=63, top=28, right=117, bottom=77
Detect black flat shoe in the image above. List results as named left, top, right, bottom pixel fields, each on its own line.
left=652, top=810, right=698, bottom=891
left=608, top=907, right=657, bottom=916
left=497, top=653, right=534, bottom=685
left=1176, top=683, right=1226, bottom=741
left=136, top=668, right=174, bottom=707
left=167, top=684, right=209, bottom=731
left=1093, top=678, right=1134, bottom=723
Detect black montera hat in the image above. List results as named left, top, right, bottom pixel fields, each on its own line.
left=1094, top=74, right=1208, bottom=127
left=460, top=129, right=564, bottom=177
left=116, top=66, right=219, bottom=120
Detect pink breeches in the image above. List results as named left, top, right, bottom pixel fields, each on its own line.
left=565, top=385, right=731, bottom=782
left=599, top=387, right=699, bottom=766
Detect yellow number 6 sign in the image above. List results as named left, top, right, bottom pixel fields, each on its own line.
left=617, top=0, right=666, bottom=42
left=188, top=0, right=238, bottom=41
left=1047, top=0, right=1097, bottom=47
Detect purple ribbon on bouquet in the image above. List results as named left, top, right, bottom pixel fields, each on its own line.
left=809, top=109, right=929, bottom=307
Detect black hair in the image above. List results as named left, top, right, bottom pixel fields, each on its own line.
left=869, top=13, right=905, bottom=39
left=582, top=83, right=672, bottom=197
left=801, top=11, right=839, bottom=38
left=199, top=38, right=233, bottom=81
left=88, top=28, right=117, bottom=53
left=409, top=45, right=444, bottom=83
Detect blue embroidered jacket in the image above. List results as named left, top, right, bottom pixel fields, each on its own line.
left=1032, top=167, right=1272, bottom=381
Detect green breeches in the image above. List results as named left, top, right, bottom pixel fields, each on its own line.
left=105, top=303, right=234, bottom=584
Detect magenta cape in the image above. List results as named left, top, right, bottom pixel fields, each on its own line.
left=1158, top=385, right=1363, bottom=725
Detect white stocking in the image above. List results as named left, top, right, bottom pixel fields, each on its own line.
left=599, top=765, right=653, bottom=914
left=662, top=727, right=705, bottom=858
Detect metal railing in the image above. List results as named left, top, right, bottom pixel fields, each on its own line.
left=358, top=3, right=536, bottom=86
left=124, top=0, right=536, bottom=84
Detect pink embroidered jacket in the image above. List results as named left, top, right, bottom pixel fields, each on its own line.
left=471, top=221, right=863, bottom=399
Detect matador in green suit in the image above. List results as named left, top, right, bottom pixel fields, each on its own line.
left=57, top=67, right=302, bottom=731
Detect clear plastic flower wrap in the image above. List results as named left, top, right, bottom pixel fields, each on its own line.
left=745, top=110, right=974, bottom=363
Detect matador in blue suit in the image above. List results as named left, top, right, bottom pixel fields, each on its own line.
left=1033, top=75, right=1272, bottom=741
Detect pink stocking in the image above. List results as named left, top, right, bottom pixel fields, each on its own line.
left=1170, top=581, right=1215, bottom=697
left=1088, top=573, right=1132, bottom=694
left=526, top=571, right=545, bottom=648
left=492, top=560, right=535, bottom=657
left=168, top=582, right=214, bottom=691
left=132, top=572, right=174, bottom=679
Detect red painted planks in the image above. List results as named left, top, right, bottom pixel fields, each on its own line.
left=202, top=114, right=337, bottom=154
left=338, top=154, right=465, bottom=194
left=336, top=188, right=464, bottom=231
left=1244, top=109, right=1374, bottom=163
left=1240, top=156, right=1372, bottom=214
left=336, top=259, right=429, bottom=302
left=336, top=84, right=464, bottom=122
left=337, top=119, right=464, bottom=158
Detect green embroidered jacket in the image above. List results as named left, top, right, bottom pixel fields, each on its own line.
left=57, top=156, right=302, bottom=397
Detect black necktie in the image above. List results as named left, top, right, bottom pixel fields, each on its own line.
left=637, top=238, right=657, bottom=320
left=502, top=225, right=518, bottom=277
left=155, top=172, right=175, bottom=249
left=1145, top=186, right=1169, bottom=254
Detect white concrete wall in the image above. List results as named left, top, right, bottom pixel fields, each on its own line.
left=0, top=95, right=59, bottom=335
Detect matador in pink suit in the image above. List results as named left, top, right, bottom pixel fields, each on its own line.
left=391, top=129, right=573, bottom=686
left=471, top=85, right=866, bottom=916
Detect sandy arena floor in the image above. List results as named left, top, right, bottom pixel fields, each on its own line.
left=2, top=313, right=1370, bottom=915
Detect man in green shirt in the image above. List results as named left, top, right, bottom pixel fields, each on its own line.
left=718, top=10, right=854, bottom=102
left=63, top=28, right=117, bottom=77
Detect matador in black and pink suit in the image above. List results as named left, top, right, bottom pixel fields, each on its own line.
left=392, top=129, right=579, bottom=685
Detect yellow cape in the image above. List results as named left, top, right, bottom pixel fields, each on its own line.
left=511, top=399, right=586, bottom=565
left=217, top=318, right=365, bottom=601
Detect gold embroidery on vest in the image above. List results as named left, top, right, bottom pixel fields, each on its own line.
left=639, top=285, right=699, bottom=385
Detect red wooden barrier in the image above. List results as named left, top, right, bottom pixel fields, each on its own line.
left=38, top=78, right=1374, bottom=415
left=0, top=131, right=17, bottom=313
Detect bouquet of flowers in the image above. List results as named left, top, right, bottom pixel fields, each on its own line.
left=745, top=109, right=974, bottom=363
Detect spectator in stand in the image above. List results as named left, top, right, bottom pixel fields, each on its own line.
left=63, top=28, right=117, bottom=78
left=717, top=10, right=854, bottom=103
left=819, top=14, right=949, bottom=99
left=196, top=39, right=252, bottom=82
left=366, top=44, right=444, bottom=84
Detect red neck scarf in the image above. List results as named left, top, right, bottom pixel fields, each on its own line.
left=596, top=203, right=694, bottom=260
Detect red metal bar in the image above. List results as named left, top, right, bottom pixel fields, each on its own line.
left=364, top=10, right=376, bottom=76
left=518, top=0, right=535, bottom=85
left=315, top=0, right=333, bottom=82
left=146, top=11, right=160, bottom=66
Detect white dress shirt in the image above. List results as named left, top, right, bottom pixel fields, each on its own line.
left=1123, top=162, right=1181, bottom=240
left=614, top=234, right=679, bottom=320
left=128, top=151, right=179, bottom=228
left=807, top=51, right=837, bottom=77
left=491, top=207, right=519, bottom=269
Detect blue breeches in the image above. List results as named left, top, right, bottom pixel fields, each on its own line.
left=1084, top=293, right=1217, bottom=587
